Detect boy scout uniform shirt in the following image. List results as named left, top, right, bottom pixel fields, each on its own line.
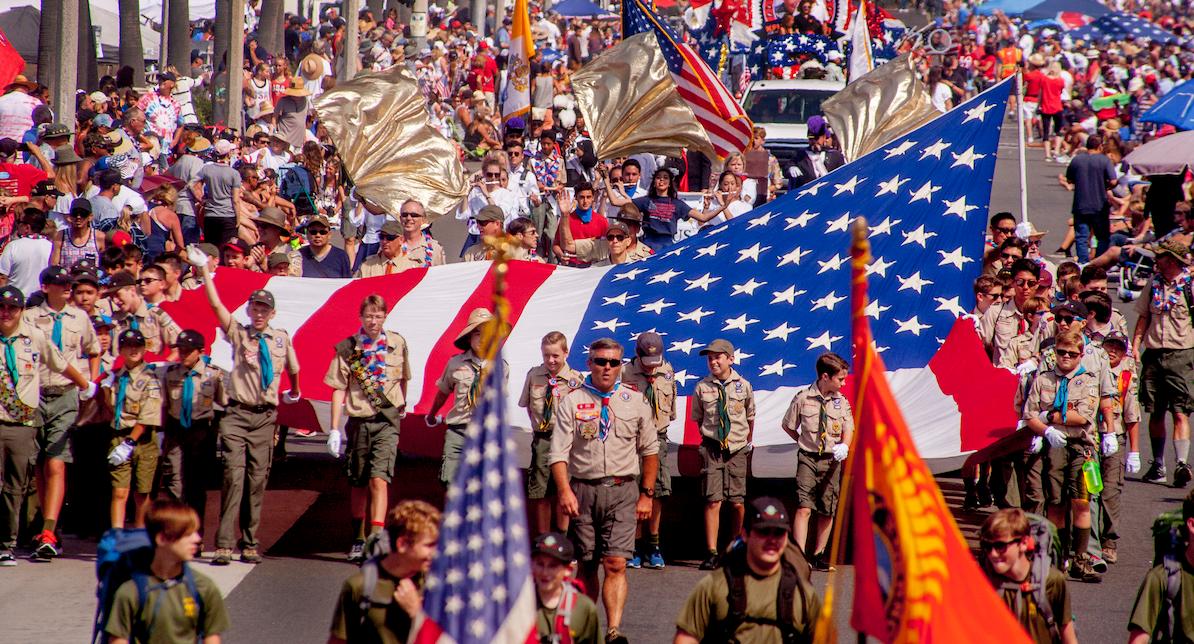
left=323, top=330, right=412, bottom=417
left=355, top=240, right=447, bottom=276
left=107, top=362, right=163, bottom=431
left=269, top=241, right=304, bottom=277
left=160, top=361, right=228, bottom=421
left=572, top=238, right=655, bottom=266
left=518, top=364, right=583, bottom=431
left=980, top=301, right=1027, bottom=367
left=1135, top=274, right=1194, bottom=350
left=23, top=303, right=99, bottom=387
left=113, top=302, right=182, bottom=355
left=1109, top=360, right=1142, bottom=428
left=549, top=385, right=658, bottom=479
left=1039, top=341, right=1117, bottom=402
left=225, top=322, right=300, bottom=406
left=0, top=324, right=70, bottom=424
left=1001, top=331, right=1039, bottom=370
left=435, top=351, right=507, bottom=425
left=1022, top=366, right=1100, bottom=444
left=621, top=359, right=677, bottom=432
left=462, top=244, right=531, bottom=263
left=690, top=370, right=756, bottom=452
left=781, top=385, right=854, bottom=454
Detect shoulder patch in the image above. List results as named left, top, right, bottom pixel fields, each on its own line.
left=620, top=391, right=631, bottom=401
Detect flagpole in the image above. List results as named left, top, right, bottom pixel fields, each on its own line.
left=1015, top=70, right=1029, bottom=224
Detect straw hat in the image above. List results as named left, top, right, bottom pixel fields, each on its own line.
left=299, top=55, right=324, bottom=81
left=283, top=77, right=311, bottom=97
left=454, top=308, right=496, bottom=351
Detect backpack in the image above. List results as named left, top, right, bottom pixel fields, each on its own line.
left=1151, top=511, right=1187, bottom=643
left=92, top=528, right=205, bottom=644
left=712, top=540, right=815, bottom=644
left=987, top=514, right=1063, bottom=643
left=277, top=163, right=315, bottom=212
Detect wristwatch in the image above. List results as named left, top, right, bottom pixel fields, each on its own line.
left=639, top=486, right=655, bottom=498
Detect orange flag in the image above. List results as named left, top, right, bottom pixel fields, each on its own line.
left=844, top=218, right=1032, bottom=643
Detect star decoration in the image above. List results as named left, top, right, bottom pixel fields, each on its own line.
left=673, top=369, right=696, bottom=386
left=669, top=339, right=700, bottom=355
left=760, top=359, right=797, bottom=377
left=817, top=254, right=847, bottom=274
left=901, top=224, right=937, bottom=247
left=934, top=295, right=968, bottom=317
left=777, top=246, right=811, bottom=267
left=695, top=242, right=729, bottom=258
left=723, top=313, right=761, bottom=332
left=771, top=285, right=806, bottom=304
left=602, top=292, right=637, bottom=307
left=732, top=278, right=767, bottom=296
left=869, top=216, right=902, bottom=237
left=799, top=182, right=825, bottom=197
left=833, top=176, right=863, bottom=196
left=865, top=299, right=891, bottom=319
left=806, top=331, right=843, bottom=351
left=950, top=146, right=986, bottom=170
left=764, top=322, right=800, bottom=341
left=866, top=256, right=896, bottom=277
left=876, top=175, right=910, bottom=197
left=684, top=273, right=722, bottom=291
left=810, top=291, right=846, bottom=311
left=593, top=318, right=629, bottom=332
left=943, top=195, right=978, bottom=219
left=825, top=213, right=853, bottom=234
left=908, top=180, right=941, bottom=204
left=919, top=139, right=950, bottom=160
left=938, top=247, right=973, bottom=270
left=611, top=267, right=647, bottom=281
left=784, top=210, right=817, bottom=229
left=737, top=242, right=772, bottom=263
left=677, top=307, right=714, bottom=323
left=895, top=316, right=932, bottom=336
left=897, top=271, right=934, bottom=293
left=639, top=298, right=675, bottom=314
left=745, top=213, right=773, bottom=228
left=884, top=140, right=916, bottom=158
left=648, top=268, right=683, bottom=285
left=962, top=100, right=996, bottom=123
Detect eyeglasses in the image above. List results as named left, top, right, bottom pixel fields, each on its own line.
left=590, top=357, right=621, bottom=368
left=983, top=291, right=1002, bottom=299
left=995, top=227, right=1017, bottom=235
left=137, top=277, right=160, bottom=285
left=1014, top=278, right=1038, bottom=288
left=1027, top=310, right=1045, bottom=317
left=307, top=228, right=329, bottom=236
left=979, top=538, right=1021, bottom=553
left=508, top=150, right=523, bottom=156
left=1055, top=349, right=1082, bottom=358
left=379, top=233, right=399, bottom=241
left=606, top=234, right=628, bottom=241
left=1055, top=315, right=1085, bottom=325
left=68, top=212, right=90, bottom=219
left=399, top=211, right=423, bottom=219
left=484, top=172, right=501, bottom=179
left=1001, top=252, right=1022, bottom=261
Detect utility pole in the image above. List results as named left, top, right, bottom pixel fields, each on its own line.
left=216, top=0, right=246, bottom=129
left=52, top=0, right=78, bottom=124
left=472, top=0, right=487, bottom=37
left=160, top=0, right=170, bottom=75
left=339, top=0, right=360, bottom=80
left=411, top=0, right=428, bottom=49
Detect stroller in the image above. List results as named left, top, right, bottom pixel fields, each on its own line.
left=1117, top=249, right=1156, bottom=302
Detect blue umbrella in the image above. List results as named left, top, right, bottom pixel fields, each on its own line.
left=1141, top=79, right=1194, bottom=130
left=1066, top=11, right=1181, bottom=43
left=551, top=0, right=617, bottom=18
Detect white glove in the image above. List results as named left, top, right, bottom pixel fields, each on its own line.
left=832, top=443, right=849, bottom=462
left=1044, top=427, right=1067, bottom=449
left=1015, top=359, right=1038, bottom=376
left=1027, top=435, right=1044, bottom=454
left=100, top=372, right=116, bottom=388
left=1126, top=451, right=1142, bottom=474
left=107, top=440, right=134, bottom=466
left=79, top=382, right=98, bottom=401
left=1101, top=433, right=1119, bottom=456
left=282, top=390, right=302, bottom=403
left=186, top=244, right=209, bottom=268
left=327, top=431, right=343, bottom=457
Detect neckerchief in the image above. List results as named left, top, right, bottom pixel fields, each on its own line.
left=401, top=231, right=436, bottom=267
left=1152, top=272, right=1191, bottom=312
left=254, top=331, right=274, bottom=389
left=129, top=315, right=140, bottom=332
left=817, top=395, right=830, bottom=454
left=643, top=375, right=659, bottom=421
left=50, top=310, right=67, bottom=351
left=357, top=329, right=388, bottom=380
left=466, top=360, right=483, bottom=408
left=575, top=207, right=593, bottom=225
left=112, top=372, right=131, bottom=430
left=180, top=362, right=202, bottom=429
left=714, top=380, right=733, bottom=449
left=581, top=376, right=619, bottom=442
left=0, top=336, right=18, bottom=386
left=1117, top=369, right=1132, bottom=411
left=1052, top=365, right=1087, bottom=416
left=539, top=373, right=560, bottom=431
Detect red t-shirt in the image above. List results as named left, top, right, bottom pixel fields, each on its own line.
left=1039, top=75, right=1066, bottom=115
left=568, top=211, right=609, bottom=240
left=1022, top=69, right=1044, bottom=102
left=0, top=162, right=47, bottom=198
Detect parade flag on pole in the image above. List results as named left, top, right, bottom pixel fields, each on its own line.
left=501, top=0, right=535, bottom=122
left=0, top=28, right=25, bottom=90
left=842, top=219, right=1032, bottom=643
left=847, top=0, right=874, bottom=83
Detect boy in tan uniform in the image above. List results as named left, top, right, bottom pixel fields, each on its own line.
left=324, top=294, right=411, bottom=562
left=518, top=331, right=582, bottom=538
left=426, top=308, right=507, bottom=486
left=188, top=245, right=302, bottom=566
left=1098, top=331, right=1139, bottom=563
left=620, top=332, right=676, bottom=569
left=690, top=339, right=756, bottom=571
left=781, top=352, right=853, bottom=571
left=24, top=266, right=101, bottom=559
left=1023, top=331, right=1102, bottom=583
left=104, top=329, right=163, bottom=530
left=158, top=330, right=226, bottom=530
left=107, top=271, right=182, bottom=360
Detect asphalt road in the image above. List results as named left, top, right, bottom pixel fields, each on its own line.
left=1, top=111, right=1184, bottom=644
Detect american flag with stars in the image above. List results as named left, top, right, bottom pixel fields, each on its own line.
left=623, top=0, right=754, bottom=158
left=415, top=354, right=537, bottom=643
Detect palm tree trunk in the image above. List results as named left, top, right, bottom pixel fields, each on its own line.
left=78, top=0, right=98, bottom=91
left=37, top=0, right=61, bottom=86
left=118, top=0, right=145, bottom=85
left=257, top=0, right=284, bottom=59
left=168, top=0, right=191, bottom=73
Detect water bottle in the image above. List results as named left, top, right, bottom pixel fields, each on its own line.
left=1083, top=457, right=1104, bottom=495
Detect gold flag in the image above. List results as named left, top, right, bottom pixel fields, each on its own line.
left=572, top=32, right=716, bottom=161
left=312, top=66, right=468, bottom=221
left=822, top=53, right=938, bottom=162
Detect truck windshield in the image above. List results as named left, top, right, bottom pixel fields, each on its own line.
left=742, top=89, right=836, bottom=124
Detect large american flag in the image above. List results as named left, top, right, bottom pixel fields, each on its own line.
left=413, top=355, right=536, bottom=643
left=158, top=79, right=1020, bottom=475
left=623, top=0, right=754, bottom=158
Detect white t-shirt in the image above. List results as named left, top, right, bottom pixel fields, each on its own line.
left=84, top=184, right=148, bottom=216
left=932, top=83, right=952, bottom=113
left=0, top=237, right=52, bottom=296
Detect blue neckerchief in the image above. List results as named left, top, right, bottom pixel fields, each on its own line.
left=112, top=372, right=131, bottom=430
left=625, top=185, right=637, bottom=197
left=0, top=336, right=17, bottom=385
left=254, top=331, right=274, bottom=389
left=179, top=357, right=209, bottom=428
left=576, top=207, right=593, bottom=224
left=581, top=376, right=620, bottom=442
left=1053, top=365, right=1087, bottom=415
left=51, top=311, right=67, bottom=350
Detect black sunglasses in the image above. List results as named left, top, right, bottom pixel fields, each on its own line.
left=979, top=538, right=1020, bottom=553
left=995, top=227, right=1017, bottom=235
left=399, top=212, right=423, bottom=218
left=1055, top=348, right=1082, bottom=358
left=379, top=233, right=399, bottom=241
left=591, top=357, right=621, bottom=368
left=606, top=234, right=628, bottom=241
left=307, top=228, right=329, bottom=235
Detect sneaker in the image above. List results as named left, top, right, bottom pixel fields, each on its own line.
left=32, top=531, right=60, bottom=560
left=1068, top=554, right=1102, bottom=583
left=1174, top=462, right=1192, bottom=488
left=645, top=551, right=665, bottom=569
left=211, top=548, right=233, bottom=566
left=606, top=628, right=629, bottom=644
left=0, top=550, right=15, bottom=566
left=240, top=548, right=263, bottom=564
left=810, top=552, right=833, bottom=572
left=698, top=553, right=720, bottom=570
left=347, top=540, right=365, bottom=564
left=1143, top=460, right=1168, bottom=484
left=626, top=553, right=641, bottom=569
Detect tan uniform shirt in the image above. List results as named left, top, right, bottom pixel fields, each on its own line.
left=180, top=274, right=204, bottom=291
left=1134, top=274, right=1194, bottom=350
left=1001, top=332, right=1039, bottom=370
left=113, top=302, right=182, bottom=355
left=0, top=323, right=69, bottom=424
left=462, top=244, right=530, bottom=263
left=781, top=385, right=854, bottom=453
left=323, top=330, right=412, bottom=417
left=518, top=364, right=583, bottom=432
left=270, top=241, right=304, bottom=277
left=1022, top=366, right=1101, bottom=444
left=980, top=301, right=1027, bottom=367
left=549, top=384, right=658, bottom=479
left=690, top=370, right=756, bottom=452
left=224, top=322, right=300, bottom=406
left=1109, top=360, right=1141, bottom=429
left=23, top=303, right=99, bottom=387
left=159, top=360, right=228, bottom=422
left=107, top=362, right=163, bottom=431
left=573, top=238, right=655, bottom=266
left=435, top=351, right=507, bottom=425
left=355, top=239, right=447, bottom=277
left=620, top=359, right=677, bottom=432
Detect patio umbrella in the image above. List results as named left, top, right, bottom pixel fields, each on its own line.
left=1141, top=78, right=1194, bottom=130
left=1123, top=130, right=1194, bottom=175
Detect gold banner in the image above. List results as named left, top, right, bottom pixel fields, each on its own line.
left=312, top=66, right=468, bottom=221
left=822, top=53, right=938, bottom=162
left=572, top=32, right=716, bottom=161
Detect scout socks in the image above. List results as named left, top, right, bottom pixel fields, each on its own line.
left=1152, top=435, right=1167, bottom=463
left=1073, top=526, right=1091, bottom=561
left=352, top=518, right=365, bottom=541
left=646, top=532, right=660, bottom=553
left=1175, top=439, right=1190, bottom=464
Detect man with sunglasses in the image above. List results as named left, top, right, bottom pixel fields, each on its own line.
left=984, top=236, right=1028, bottom=277
left=987, top=211, right=1018, bottom=250
left=299, top=214, right=352, bottom=278
left=550, top=337, right=657, bottom=644
left=981, top=258, right=1042, bottom=367
left=560, top=205, right=655, bottom=267
left=462, top=205, right=520, bottom=262
left=979, top=509, right=1076, bottom=643
left=107, top=271, right=182, bottom=362
left=459, top=159, right=521, bottom=256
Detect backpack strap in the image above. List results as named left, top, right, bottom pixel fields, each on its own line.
left=551, top=583, right=577, bottom=644
left=1157, top=555, right=1183, bottom=641
left=774, top=560, right=804, bottom=643
left=181, top=565, right=206, bottom=638
left=359, top=557, right=381, bottom=628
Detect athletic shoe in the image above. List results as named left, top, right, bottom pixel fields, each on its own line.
left=645, top=551, right=665, bottom=569
left=32, top=531, right=60, bottom=560
left=606, top=628, right=629, bottom=644
left=1068, top=554, right=1102, bottom=583
left=241, top=548, right=263, bottom=564
left=211, top=548, right=233, bottom=566
left=0, top=550, right=16, bottom=566
left=347, top=540, right=366, bottom=564
left=1143, top=460, right=1168, bottom=484
left=698, top=553, right=720, bottom=570
left=1174, top=462, right=1192, bottom=488
left=1101, top=542, right=1118, bottom=565
left=626, top=553, right=641, bottom=569
left=810, top=552, right=832, bottom=572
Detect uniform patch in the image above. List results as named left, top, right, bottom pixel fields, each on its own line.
left=580, top=422, right=598, bottom=439
left=833, top=399, right=841, bottom=409
left=577, top=403, right=596, bottom=410
left=735, top=382, right=743, bottom=393
left=568, top=378, right=580, bottom=389
left=620, top=392, right=631, bottom=401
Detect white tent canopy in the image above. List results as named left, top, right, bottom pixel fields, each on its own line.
left=0, top=0, right=161, bottom=60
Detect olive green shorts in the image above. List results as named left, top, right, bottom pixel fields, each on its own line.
left=440, top=425, right=468, bottom=486
left=637, top=431, right=672, bottom=498
left=1045, top=441, right=1094, bottom=505
left=109, top=429, right=160, bottom=493
left=526, top=432, right=554, bottom=500
left=345, top=414, right=400, bottom=486
left=36, top=388, right=79, bottom=464
left=699, top=440, right=748, bottom=504
left=796, top=450, right=841, bottom=516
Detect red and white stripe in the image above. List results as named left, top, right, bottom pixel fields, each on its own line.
left=671, top=40, right=754, bottom=159
left=160, top=264, right=1018, bottom=474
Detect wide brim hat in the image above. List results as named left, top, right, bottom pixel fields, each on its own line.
left=454, top=307, right=497, bottom=350
left=284, top=77, right=312, bottom=96
left=255, top=206, right=291, bottom=233
left=300, top=55, right=324, bottom=81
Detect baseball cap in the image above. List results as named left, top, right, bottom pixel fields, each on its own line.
left=31, top=180, right=63, bottom=197
left=172, top=329, right=206, bottom=351
left=1102, top=331, right=1129, bottom=349
left=531, top=532, right=574, bottom=562
left=0, top=138, right=21, bottom=157
left=214, top=139, right=236, bottom=157
left=196, top=242, right=219, bottom=259
left=39, top=266, right=71, bottom=286
left=92, top=114, right=114, bottom=129
left=223, top=238, right=251, bottom=255
left=72, top=258, right=99, bottom=275
left=72, top=270, right=100, bottom=287
left=109, top=272, right=137, bottom=289
left=635, top=332, right=665, bottom=367
left=42, top=123, right=72, bottom=139
left=88, top=91, right=110, bottom=104
left=475, top=204, right=505, bottom=224
left=118, top=328, right=147, bottom=347
left=90, top=313, right=114, bottom=329
left=159, top=71, right=177, bottom=83
left=699, top=338, right=735, bottom=356
left=746, top=497, right=790, bottom=532
left=606, top=220, right=631, bottom=237
left=380, top=219, right=403, bottom=236
left=0, top=285, right=24, bottom=308
left=266, top=252, right=292, bottom=269
left=1051, top=300, right=1089, bottom=318
left=248, top=289, right=276, bottom=309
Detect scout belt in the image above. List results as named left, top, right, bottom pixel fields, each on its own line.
left=229, top=399, right=276, bottom=414
left=573, top=476, right=634, bottom=486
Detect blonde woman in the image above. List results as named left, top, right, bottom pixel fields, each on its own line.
left=49, top=145, right=84, bottom=229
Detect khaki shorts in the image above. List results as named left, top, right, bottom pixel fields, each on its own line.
left=569, top=478, right=637, bottom=561
left=1139, top=348, right=1194, bottom=414
left=109, top=429, right=160, bottom=493
left=796, top=450, right=841, bottom=516
left=440, top=425, right=468, bottom=485
left=37, top=388, right=79, bottom=464
left=526, top=433, right=554, bottom=500
left=699, top=440, right=748, bottom=503
left=345, top=414, right=399, bottom=486
left=644, top=431, right=671, bottom=497
left=1045, top=441, right=1094, bottom=505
